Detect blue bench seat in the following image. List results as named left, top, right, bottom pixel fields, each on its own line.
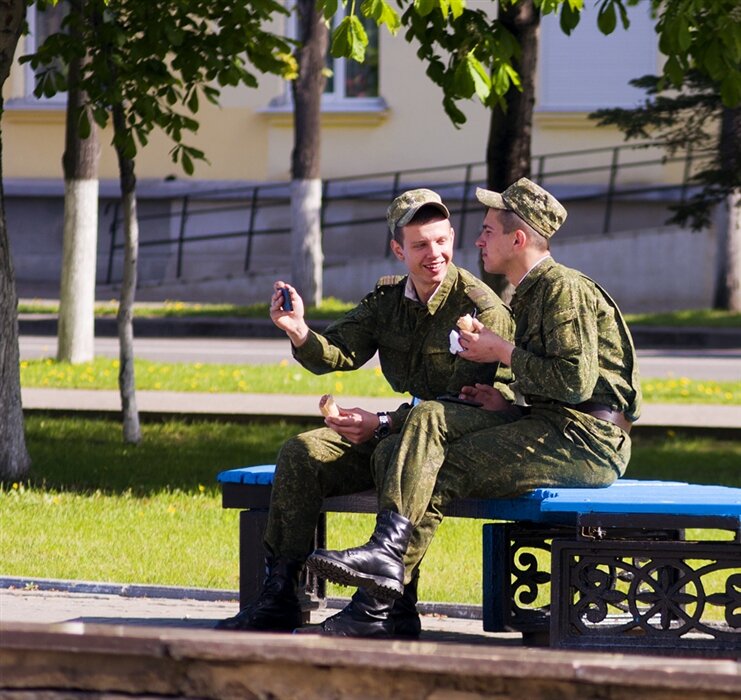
left=217, top=465, right=741, bottom=657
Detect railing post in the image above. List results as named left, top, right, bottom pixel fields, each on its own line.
left=176, top=196, right=190, bottom=279
left=244, top=186, right=260, bottom=272
left=385, top=172, right=402, bottom=256
left=536, top=154, right=546, bottom=184
left=680, top=144, right=694, bottom=206
left=105, top=200, right=120, bottom=284
left=458, top=163, right=473, bottom=249
left=603, top=147, right=619, bottom=234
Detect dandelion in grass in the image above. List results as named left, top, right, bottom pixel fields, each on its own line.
left=280, top=359, right=289, bottom=367
left=167, top=505, right=177, bottom=514
left=335, top=381, right=343, bottom=393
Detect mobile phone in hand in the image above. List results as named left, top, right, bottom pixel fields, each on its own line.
left=281, top=287, right=293, bottom=311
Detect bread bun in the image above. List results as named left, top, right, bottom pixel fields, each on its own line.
left=319, top=394, right=340, bottom=417
left=456, top=314, right=475, bottom=332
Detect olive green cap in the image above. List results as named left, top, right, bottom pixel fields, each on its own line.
left=386, top=188, right=450, bottom=235
left=475, top=178, right=567, bottom=239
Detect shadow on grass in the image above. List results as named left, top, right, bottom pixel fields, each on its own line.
left=22, top=415, right=316, bottom=497
left=17, top=416, right=741, bottom=497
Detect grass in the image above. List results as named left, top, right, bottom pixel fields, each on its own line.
left=2, top=416, right=739, bottom=605
left=18, top=299, right=741, bottom=327
left=19, top=357, right=741, bottom=405
left=18, top=298, right=356, bottom=320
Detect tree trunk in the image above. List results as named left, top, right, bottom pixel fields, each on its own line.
left=0, top=0, right=31, bottom=482
left=112, top=104, right=141, bottom=444
left=714, top=105, right=741, bottom=311
left=57, top=3, right=100, bottom=364
left=483, top=0, right=540, bottom=302
left=290, top=0, right=327, bottom=306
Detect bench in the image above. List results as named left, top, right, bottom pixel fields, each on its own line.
left=218, top=465, right=741, bottom=657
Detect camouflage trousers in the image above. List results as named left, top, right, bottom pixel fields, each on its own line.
left=373, top=400, right=632, bottom=579
left=264, top=427, right=385, bottom=561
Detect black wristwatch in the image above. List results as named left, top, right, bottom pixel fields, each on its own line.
left=374, top=412, right=391, bottom=440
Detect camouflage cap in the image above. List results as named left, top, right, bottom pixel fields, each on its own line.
left=475, top=178, right=567, bottom=239
left=386, top=188, right=450, bottom=234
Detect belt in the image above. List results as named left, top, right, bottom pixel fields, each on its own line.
left=573, top=401, right=632, bottom=434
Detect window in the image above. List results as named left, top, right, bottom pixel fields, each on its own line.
left=268, top=6, right=385, bottom=113
left=23, top=1, right=68, bottom=102
left=323, top=12, right=379, bottom=102
left=538, top=4, right=657, bottom=111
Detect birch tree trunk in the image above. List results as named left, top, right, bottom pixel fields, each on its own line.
left=112, top=103, right=141, bottom=444
left=483, top=0, right=540, bottom=303
left=290, top=0, right=327, bottom=306
left=57, top=9, right=100, bottom=363
left=0, top=0, right=31, bottom=482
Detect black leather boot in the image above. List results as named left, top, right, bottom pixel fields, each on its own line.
left=306, top=510, right=413, bottom=601
left=295, top=588, right=395, bottom=638
left=390, top=568, right=421, bottom=639
left=215, top=556, right=303, bottom=632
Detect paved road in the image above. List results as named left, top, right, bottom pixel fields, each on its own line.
left=19, top=334, right=741, bottom=381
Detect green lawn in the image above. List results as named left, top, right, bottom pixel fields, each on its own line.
left=2, top=416, right=739, bottom=605
left=19, top=357, right=741, bottom=405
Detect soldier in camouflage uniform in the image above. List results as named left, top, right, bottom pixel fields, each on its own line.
left=216, top=188, right=514, bottom=636
left=307, top=178, right=642, bottom=634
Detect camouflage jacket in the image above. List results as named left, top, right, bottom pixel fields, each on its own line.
left=509, top=257, right=642, bottom=422
left=293, top=264, right=514, bottom=428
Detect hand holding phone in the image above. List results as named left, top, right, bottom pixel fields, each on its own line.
left=281, top=287, right=293, bottom=311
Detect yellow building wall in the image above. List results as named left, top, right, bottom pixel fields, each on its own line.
left=3, top=8, right=677, bottom=186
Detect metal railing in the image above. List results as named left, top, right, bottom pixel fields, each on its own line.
left=104, top=141, right=706, bottom=284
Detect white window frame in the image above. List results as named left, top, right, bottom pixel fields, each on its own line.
left=22, top=2, right=68, bottom=105
left=267, top=8, right=386, bottom=113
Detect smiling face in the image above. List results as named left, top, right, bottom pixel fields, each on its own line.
left=391, top=218, right=455, bottom=303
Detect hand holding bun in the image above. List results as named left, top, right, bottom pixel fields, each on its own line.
left=319, top=394, right=340, bottom=417
left=456, top=314, right=475, bottom=333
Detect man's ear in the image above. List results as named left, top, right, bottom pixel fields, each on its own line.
left=513, top=228, right=528, bottom=249
left=390, top=239, right=404, bottom=262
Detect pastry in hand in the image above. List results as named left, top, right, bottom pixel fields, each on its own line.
left=319, top=394, right=340, bottom=417
left=456, top=314, right=475, bottom=332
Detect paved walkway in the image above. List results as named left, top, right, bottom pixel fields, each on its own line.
left=21, top=387, right=741, bottom=430
left=0, top=578, right=516, bottom=647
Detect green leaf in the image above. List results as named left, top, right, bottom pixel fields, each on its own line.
left=664, top=55, right=684, bottom=86
left=442, top=95, right=466, bottom=127
left=448, top=0, right=464, bottom=19
left=187, top=90, right=199, bottom=113
left=320, top=0, right=340, bottom=23
left=452, top=52, right=491, bottom=102
left=78, top=111, right=91, bottom=140
left=720, top=72, right=741, bottom=108
left=492, top=63, right=511, bottom=96
left=360, top=0, right=401, bottom=34
left=330, top=15, right=368, bottom=62
left=414, top=0, right=438, bottom=18
left=676, top=17, right=692, bottom=52
left=597, top=1, right=617, bottom=35
left=559, top=0, right=581, bottom=35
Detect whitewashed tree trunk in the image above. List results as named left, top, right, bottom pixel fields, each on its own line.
left=291, top=178, right=323, bottom=304
left=290, top=0, right=327, bottom=307
left=0, top=0, right=31, bottom=482
left=57, top=178, right=98, bottom=362
left=56, top=1, right=100, bottom=364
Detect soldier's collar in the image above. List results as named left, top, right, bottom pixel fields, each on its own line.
left=514, top=255, right=555, bottom=297
left=424, top=264, right=457, bottom=314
